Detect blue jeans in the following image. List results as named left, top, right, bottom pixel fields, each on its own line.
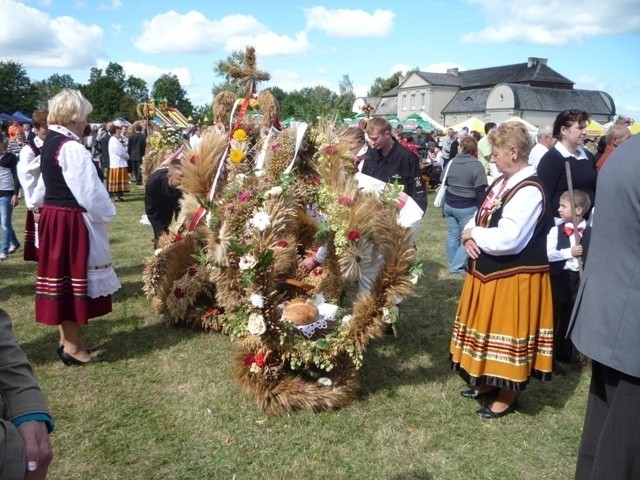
left=443, top=203, right=477, bottom=273
left=0, top=195, right=19, bottom=254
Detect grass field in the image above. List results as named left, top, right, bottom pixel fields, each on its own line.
left=1, top=188, right=588, bottom=480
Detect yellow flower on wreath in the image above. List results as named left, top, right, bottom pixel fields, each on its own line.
left=232, top=128, right=248, bottom=141
left=249, top=98, right=260, bottom=109
left=230, top=149, right=246, bottom=163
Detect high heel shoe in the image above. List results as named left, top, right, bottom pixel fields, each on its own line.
left=59, top=350, right=102, bottom=366
left=460, top=387, right=500, bottom=400
left=57, top=344, right=93, bottom=357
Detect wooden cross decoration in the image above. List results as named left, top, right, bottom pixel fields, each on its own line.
left=228, top=46, right=271, bottom=99
left=362, top=102, right=374, bottom=118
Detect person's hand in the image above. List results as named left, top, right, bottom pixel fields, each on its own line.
left=11, top=194, right=19, bottom=208
left=464, top=239, right=481, bottom=259
left=33, top=209, right=41, bottom=224
left=299, top=256, right=318, bottom=273
left=571, top=245, right=583, bottom=258
left=17, top=421, right=53, bottom=480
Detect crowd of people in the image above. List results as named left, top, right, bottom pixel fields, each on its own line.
left=1, top=88, right=638, bottom=478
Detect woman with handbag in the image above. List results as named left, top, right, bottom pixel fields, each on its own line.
left=440, top=135, right=487, bottom=273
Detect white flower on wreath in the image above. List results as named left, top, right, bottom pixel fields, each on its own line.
left=235, top=173, right=247, bottom=184
left=255, top=169, right=265, bottom=177
left=250, top=292, right=265, bottom=309
left=341, top=314, right=352, bottom=325
left=247, top=313, right=267, bottom=335
left=264, top=186, right=283, bottom=198
left=251, top=211, right=271, bottom=232
left=239, top=253, right=257, bottom=271
left=382, top=306, right=399, bottom=324
left=317, top=377, right=333, bottom=387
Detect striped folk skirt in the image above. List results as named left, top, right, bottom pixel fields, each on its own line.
left=23, top=209, right=38, bottom=262
left=108, top=167, right=130, bottom=195
left=450, top=272, right=554, bottom=390
left=35, top=205, right=111, bottom=325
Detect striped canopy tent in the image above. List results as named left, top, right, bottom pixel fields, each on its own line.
left=586, top=119, right=606, bottom=137
left=400, top=112, right=439, bottom=133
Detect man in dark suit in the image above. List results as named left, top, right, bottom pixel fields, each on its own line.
left=127, top=124, right=147, bottom=185
left=23, top=123, right=36, bottom=142
left=569, top=134, right=640, bottom=479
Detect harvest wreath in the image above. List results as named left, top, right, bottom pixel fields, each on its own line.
left=142, top=47, right=419, bottom=414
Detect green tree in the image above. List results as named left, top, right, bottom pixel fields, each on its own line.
left=151, top=73, right=193, bottom=116
left=211, top=50, right=246, bottom=96
left=367, top=71, right=404, bottom=97
left=33, top=74, right=78, bottom=108
left=338, top=74, right=356, bottom=118
left=82, top=63, right=148, bottom=122
left=282, top=86, right=349, bottom=123
left=0, top=60, right=37, bottom=114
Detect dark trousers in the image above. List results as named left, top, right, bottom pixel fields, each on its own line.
left=550, top=270, right=580, bottom=363
left=575, top=361, right=640, bottom=479
left=132, top=161, right=142, bottom=185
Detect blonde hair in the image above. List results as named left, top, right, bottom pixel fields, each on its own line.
left=560, top=189, right=591, bottom=213
left=488, top=121, right=533, bottom=162
left=458, top=134, right=477, bottom=155
left=47, top=89, right=93, bottom=126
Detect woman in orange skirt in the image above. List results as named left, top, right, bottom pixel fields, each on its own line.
left=450, top=121, right=554, bottom=419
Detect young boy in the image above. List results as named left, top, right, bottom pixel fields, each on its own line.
left=547, top=190, right=591, bottom=368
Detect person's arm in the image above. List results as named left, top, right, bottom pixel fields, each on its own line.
left=546, top=226, right=571, bottom=262
left=404, top=156, right=427, bottom=212
left=0, top=309, right=53, bottom=479
left=9, top=153, right=20, bottom=207
left=536, top=150, right=561, bottom=206
left=59, top=141, right=115, bottom=224
left=144, top=173, right=167, bottom=238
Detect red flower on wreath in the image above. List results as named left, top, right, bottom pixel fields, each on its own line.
left=203, top=306, right=223, bottom=317
left=347, top=230, right=361, bottom=241
left=276, top=240, right=289, bottom=248
left=313, top=266, right=323, bottom=276
left=173, top=287, right=184, bottom=298
left=244, top=350, right=267, bottom=368
left=338, top=196, right=355, bottom=207
left=187, top=266, right=198, bottom=277
left=238, top=190, right=252, bottom=202
left=188, top=154, right=196, bottom=165
left=172, top=234, right=183, bottom=243
left=324, top=145, right=338, bottom=155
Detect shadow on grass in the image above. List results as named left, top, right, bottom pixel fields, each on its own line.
left=359, top=258, right=461, bottom=396
left=387, top=470, right=433, bottom=480
left=20, top=313, right=201, bottom=366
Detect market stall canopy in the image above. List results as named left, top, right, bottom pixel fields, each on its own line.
left=586, top=119, right=606, bottom=137
left=502, top=116, right=538, bottom=135
left=11, top=110, right=32, bottom=123
left=400, top=113, right=440, bottom=132
left=447, top=117, right=485, bottom=133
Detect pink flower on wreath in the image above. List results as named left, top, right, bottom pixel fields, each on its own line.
left=238, top=190, right=252, bottom=202
left=187, top=266, right=198, bottom=277
left=276, top=240, right=289, bottom=248
left=227, top=204, right=236, bottom=213
left=338, top=196, right=355, bottom=207
left=174, top=287, right=185, bottom=298
left=313, top=266, right=323, bottom=276
left=270, top=142, right=281, bottom=152
left=347, top=230, right=361, bottom=241
left=324, top=145, right=338, bottom=155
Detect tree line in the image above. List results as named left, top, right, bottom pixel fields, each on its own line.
left=1, top=48, right=404, bottom=125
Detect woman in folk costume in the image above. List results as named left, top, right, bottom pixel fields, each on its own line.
left=450, top=121, right=554, bottom=419
left=107, top=124, right=130, bottom=202
left=36, top=89, right=120, bottom=365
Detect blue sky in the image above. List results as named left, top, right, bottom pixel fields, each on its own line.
left=2, top=0, right=639, bottom=119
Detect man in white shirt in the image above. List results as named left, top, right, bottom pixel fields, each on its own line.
left=528, top=125, right=555, bottom=170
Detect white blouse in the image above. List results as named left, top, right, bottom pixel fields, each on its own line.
left=465, top=166, right=543, bottom=256
left=108, top=136, right=129, bottom=169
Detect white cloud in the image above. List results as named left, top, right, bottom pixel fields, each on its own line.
left=134, top=11, right=268, bottom=54
left=461, top=0, right=640, bottom=45
left=267, top=69, right=329, bottom=93
left=304, top=7, right=395, bottom=38
left=0, top=0, right=103, bottom=69
left=117, top=61, right=194, bottom=87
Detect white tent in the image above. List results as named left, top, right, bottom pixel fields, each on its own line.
left=502, top=116, right=538, bottom=135
left=418, top=112, right=445, bottom=131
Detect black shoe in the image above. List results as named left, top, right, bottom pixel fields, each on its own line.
left=460, top=387, right=500, bottom=400
left=59, top=350, right=102, bottom=366
left=56, top=344, right=64, bottom=357
left=476, top=399, right=519, bottom=419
